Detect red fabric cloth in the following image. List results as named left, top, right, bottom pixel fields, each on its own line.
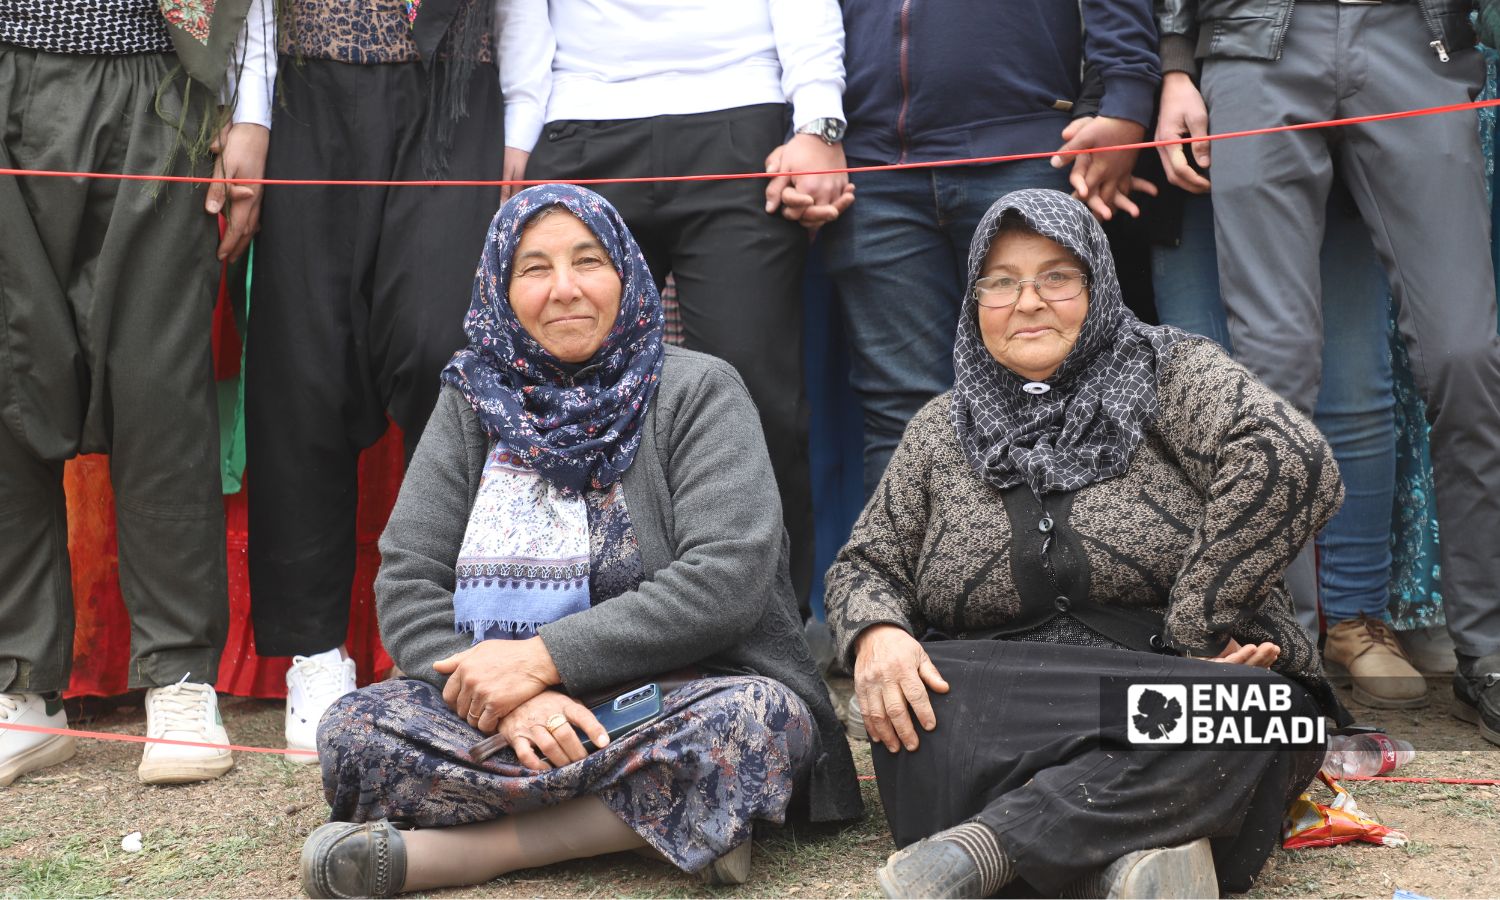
left=62, top=259, right=401, bottom=699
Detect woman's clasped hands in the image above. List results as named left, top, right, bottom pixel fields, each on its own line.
left=852, top=624, right=951, bottom=754
left=434, top=636, right=609, bottom=770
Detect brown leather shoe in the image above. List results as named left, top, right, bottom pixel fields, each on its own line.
left=1324, top=616, right=1429, bottom=709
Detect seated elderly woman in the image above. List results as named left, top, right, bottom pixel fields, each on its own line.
left=825, top=189, right=1351, bottom=899
left=299, top=184, right=862, bottom=898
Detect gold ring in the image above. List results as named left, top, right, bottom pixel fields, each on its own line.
left=545, top=714, right=569, bottom=733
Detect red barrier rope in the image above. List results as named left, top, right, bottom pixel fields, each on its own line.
left=0, top=721, right=316, bottom=757
left=2, top=721, right=1495, bottom=782
left=2, top=96, right=1498, bottom=188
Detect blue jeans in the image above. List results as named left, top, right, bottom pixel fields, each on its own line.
left=1153, top=192, right=1395, bottom=626
left=821, top=159, right=1070, bottom=496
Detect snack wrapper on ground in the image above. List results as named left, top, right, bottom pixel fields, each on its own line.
left=1283, top=772, right=1408, bottom=849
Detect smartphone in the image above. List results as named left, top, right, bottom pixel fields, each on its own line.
left=578, top=682, right=664, bottom=752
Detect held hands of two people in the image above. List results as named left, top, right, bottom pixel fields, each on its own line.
left=206, top=121, right=270, bottom=263
left=852, top=624, right=950, bottom=755
left=764, top=133, right=856, bottom=229
left=1050, top=115, right=1156, bottom=221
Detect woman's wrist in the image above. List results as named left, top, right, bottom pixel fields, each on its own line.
left=524, top=635, right=563, bottom=687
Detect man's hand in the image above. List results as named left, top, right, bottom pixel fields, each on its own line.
left=853, top=624, right=950, bottom=754
left=1050, top=115, right=1154, bottom=221
left=1195, top=637, right=1280, bottom=669
left=764, top=134, right=854, bottom=229
left=495, top=689, right=609, bottom=770
left=1155, top=71, right=1212, bottom=194
left=434, top=636, right=561, bottom=733
left=501, top=146, right=530, bottom=204
left=207, top=121, right=269, bottom=262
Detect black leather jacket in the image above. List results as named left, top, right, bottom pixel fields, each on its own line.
left=1157, top=0, right=1476, bottom=65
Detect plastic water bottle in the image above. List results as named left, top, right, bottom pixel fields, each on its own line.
left=1322, top=733, right=1416, bottom=777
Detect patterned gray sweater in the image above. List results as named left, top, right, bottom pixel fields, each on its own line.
left=826, top=340, right=1344, bottom=702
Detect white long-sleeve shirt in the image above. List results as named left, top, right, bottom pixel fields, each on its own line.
left=222, top=0, right=278, bottom=129
left=498, top=0, right=845, bottom=153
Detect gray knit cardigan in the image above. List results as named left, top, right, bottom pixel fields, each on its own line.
left=374, top=345, right=863, bottom=823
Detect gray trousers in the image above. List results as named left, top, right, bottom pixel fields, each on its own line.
left=1201, top=2, right=1500, bottom=657
left=0, top=46, right=228, bottom=693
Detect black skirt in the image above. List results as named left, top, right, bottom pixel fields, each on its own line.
left=871, top=640, right=1325, bottom=895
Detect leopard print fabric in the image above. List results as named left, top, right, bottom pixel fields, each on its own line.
left=826, top=339, right=1343, bottom=701
left=279, top=0, right=491, bottom=64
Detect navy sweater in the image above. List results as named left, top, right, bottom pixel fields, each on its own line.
left=840, top=0, right=1160, bottom=166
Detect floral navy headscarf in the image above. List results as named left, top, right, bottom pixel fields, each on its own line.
left=441, top=183, right=665, bottom=495
left=440, top=184, right=663, bottom=640
left=951, top=189, right=1200, bottom=496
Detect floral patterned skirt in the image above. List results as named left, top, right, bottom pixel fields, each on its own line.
left=317, top=675, right=814, bottom=873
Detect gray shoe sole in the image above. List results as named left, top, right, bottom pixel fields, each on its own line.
left=1452, top=702, right=1500, bottom=747
left=875, top=840, right=985, bottom=899
left=1107, top=837, right=1218, bottom=899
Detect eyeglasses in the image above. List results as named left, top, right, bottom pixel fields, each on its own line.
left=974, top=268, right=1089, bottom=308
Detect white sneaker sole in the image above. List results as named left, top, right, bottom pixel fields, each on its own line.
left=138, top=750, right=234, bottom=784
left=284, top=732, right=321, bottom=765
left=0, top=733, right=77, bottom=787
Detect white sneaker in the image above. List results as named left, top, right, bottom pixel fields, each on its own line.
left=0, top=692, right=76, bottom=787
left=137, top=680, right=234, bottom=784
left=285, top=651, right=357, bottom=762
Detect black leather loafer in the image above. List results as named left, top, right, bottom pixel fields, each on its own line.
left=300, top=819, right=408, bottom=899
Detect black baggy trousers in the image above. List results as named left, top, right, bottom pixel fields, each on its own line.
left=246, top=58, right=503, bottom=656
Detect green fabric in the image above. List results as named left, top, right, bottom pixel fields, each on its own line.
left=219, top=246, right=250, bottom=495
left=1480, top=0, right=1500, bottom=52
left=160, top=0, right=255, bottom=93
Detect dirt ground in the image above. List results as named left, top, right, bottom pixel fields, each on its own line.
left=2, top=677, right=1497, bottom=899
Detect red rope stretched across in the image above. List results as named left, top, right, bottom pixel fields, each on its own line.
left=1, top=722, right=1495, bottom=782
left=2, top=96, right=1498, bottom=188
left=0, top=720, right=316, bottom=757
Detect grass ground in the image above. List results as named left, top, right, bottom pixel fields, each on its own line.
left=2, top=677, right=1498, bottom=899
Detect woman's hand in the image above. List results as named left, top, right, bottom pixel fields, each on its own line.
left=434, top=636, right=561, bottom=733
left=496, top=690, right=610, bottom=771
left=1196, top=637, right=1280, bottom=669
left=853, top=624, right=950, bottom=753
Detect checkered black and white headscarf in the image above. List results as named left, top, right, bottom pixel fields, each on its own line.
left=950, top=189, right=1198, bottom=495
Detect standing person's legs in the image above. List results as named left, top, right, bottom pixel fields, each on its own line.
left=652, top=106, right=815, bottom=605
left=821, top=169, right=960, bottom=497
left=0, top=47, right=83, bottom=701
left=1200, top=21, right=1335, bottom=417
left=1151, top=193, right=1234, bottom=349
left=102, top=70, right=227, bottom=694
left=249, top=60, right=394, bottom=659
left=1312, top=185, right=1396, bottom=627
left=823, top=159, right=1070, bottom=498
left=1332, top=6, right=1500, bottom=671
left=371, top=62, right=505, bottom=460
left=1, top=48, right=233, bottom=782
left=1198, top=30, right=1339, bottom=644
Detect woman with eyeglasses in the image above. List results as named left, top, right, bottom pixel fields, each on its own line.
left=825, top=189, right=1352, bottom=898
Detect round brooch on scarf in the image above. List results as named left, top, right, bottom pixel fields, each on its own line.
left=1022, top=381, right=1051, bottom=395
